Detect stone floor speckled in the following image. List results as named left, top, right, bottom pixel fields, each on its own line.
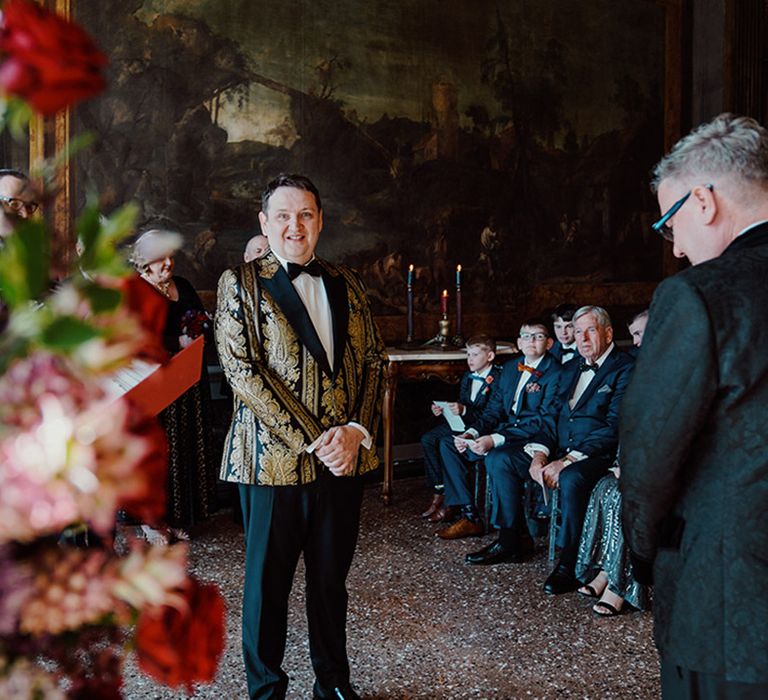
left=122, top=478, right=661, bottom=699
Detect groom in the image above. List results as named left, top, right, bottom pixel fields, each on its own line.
left=215, top=174, right=386, bottom=700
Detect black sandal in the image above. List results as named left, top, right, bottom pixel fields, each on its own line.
left=592, top=600, right=622, bottom=617
left=577, top=584, right=599, bottom=598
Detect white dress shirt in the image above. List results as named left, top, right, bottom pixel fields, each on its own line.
left=273, top=252, right=371, bottom=449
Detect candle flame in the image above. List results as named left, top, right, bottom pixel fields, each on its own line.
left=457, top=264, right=461, bottom=272
left=442, top=289, right=448, bottom=296
left=408, top=264, right=414, bottom=271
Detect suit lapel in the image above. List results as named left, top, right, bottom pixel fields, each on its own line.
left=260, top=264, right=333, bottom=376
left=571, top=349, right=617, bottom=412
left=321, top=265, right=349, bottom=378
left=516, top=354, right=552, bottom=413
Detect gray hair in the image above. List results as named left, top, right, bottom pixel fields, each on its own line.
left=130, top=229, right=183, bottom=272
left=573, top=305, right=612, bottom=328
left=651, top=113, right=768, bottom=192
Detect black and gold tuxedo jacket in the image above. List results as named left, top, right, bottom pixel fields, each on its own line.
left=215, top=252, right=386, bottom=486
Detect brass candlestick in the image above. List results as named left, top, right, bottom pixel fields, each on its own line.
left=438, top=315, right=451, bottom=348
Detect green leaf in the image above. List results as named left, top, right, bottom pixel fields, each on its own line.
left=40, top=316, right=100, bottom=351
left=0, top=97, right=33, bottom=140
left=0, top=220, right=50, bottom=307
left=81, top=282, right=122, bottom=314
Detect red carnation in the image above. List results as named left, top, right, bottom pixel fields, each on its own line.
left=135, top=578, right=226, bottom=692
left=0, top=0, right=107, bottom=114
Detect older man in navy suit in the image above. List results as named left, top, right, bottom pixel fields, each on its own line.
left=526, top=305, right=634, bottom=594
left=437, top=319, right=562, bottom=546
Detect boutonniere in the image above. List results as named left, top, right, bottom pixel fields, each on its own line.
left=526, top=382, right=541, bottom=393
left=533, top=369, right=543, bottom=379
left=481, top=375, right=494, bottom=395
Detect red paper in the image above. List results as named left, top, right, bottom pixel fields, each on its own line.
left=125, top=336, right=203, bottom=415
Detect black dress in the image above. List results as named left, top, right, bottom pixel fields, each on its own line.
left=159, top=275, right=217, bottom=529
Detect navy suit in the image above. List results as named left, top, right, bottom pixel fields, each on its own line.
left=441, top=353, right=561, bottom=512
left=533, top=346, right=634, bottom=566
left=420, top=365, right=501, bottom=492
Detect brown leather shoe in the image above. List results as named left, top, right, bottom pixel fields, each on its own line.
left=429, top=505, right=458, bottom=523
left=420, top=493, right=444, bottom=518
left=436, top=517, right=483, bottom=539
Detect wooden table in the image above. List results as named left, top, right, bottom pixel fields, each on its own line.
left=380, top=344, right=515, bottom=504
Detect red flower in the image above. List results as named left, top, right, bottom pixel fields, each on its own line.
left=135, top=578, right=226, bottom=692
left=485, top=375, right=494, bottom=384
left=0, top=0, right=107, bottom=115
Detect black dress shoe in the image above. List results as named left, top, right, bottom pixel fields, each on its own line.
left=466, top=540, right=530, bottom=565
left=313, top=684, right=361, bottom=700
left=543, top=564, right=579, bottom=595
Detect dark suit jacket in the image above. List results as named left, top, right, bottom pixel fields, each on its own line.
left=534, top=347, right=634, bottom=457
left=470, top=352, right=562, bottom=442
left=550, top=340, right=578, bottom=364
left=620, top=223, right=768, bottom=683
left=215, top=252, right=386, bottom=486
left=456, top=364, right=503, bottom=426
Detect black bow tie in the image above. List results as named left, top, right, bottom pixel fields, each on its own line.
left=579, top=360, right=599, bottom=373
left=286, top=260, right=322, bottom=280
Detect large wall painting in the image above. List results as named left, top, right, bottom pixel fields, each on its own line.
left=74, top=0, right=665, bottom=332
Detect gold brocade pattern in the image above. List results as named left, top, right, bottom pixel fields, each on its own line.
left=262, top=294, right=301, bottom=385
left=214, top=255, right=386, bottom=486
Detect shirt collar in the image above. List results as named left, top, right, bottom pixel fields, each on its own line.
left=591, top=342, right=614, bottom=368
left=736, top=220, right=768, bottom=239
left=523, top=354, right=545, bottom=368
left=473, top=365, right=492, bottom=378
left=271, top=251, right=317, bottom=272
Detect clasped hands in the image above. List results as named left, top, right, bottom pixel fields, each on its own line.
left=529, top=452, right=569, bottom=489
left=314, top=425, right=364, bottom=476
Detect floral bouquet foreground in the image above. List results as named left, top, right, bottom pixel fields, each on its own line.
left=0, top=0, right=225, bottom=696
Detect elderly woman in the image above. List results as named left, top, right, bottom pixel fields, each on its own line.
left=131, top=229, right=217, bottom=543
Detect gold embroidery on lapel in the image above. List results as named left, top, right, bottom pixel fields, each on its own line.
left=261, top=293, right=301, bottom=384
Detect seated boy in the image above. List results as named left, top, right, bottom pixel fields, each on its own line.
left=437, top=319, right=562, bottom=542
left=419, top=334, right=502, bottom=521
left=550, top=303, right=579, bottom=364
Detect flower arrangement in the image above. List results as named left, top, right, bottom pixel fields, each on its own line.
left=180, top=308, right=213, bottom=340
left=0, top=0, right=225, bottom=695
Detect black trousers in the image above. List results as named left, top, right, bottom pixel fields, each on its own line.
left=661, top=661, right=768, bottom=699
left=420, top=423, right=454, bottom=492
left=239, top=473, right=364, bottom=700
left=439, top=433, right=484, bottom=507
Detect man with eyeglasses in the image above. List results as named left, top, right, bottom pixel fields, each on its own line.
left=0, top=168, right=39, bottom=240
left=620, top=114, right=768, bottom=698
left=620, top=114, right=768, bottom=699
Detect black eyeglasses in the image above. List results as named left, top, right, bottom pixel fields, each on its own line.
left=651, top=184, right=713, bottom=242
left=0, top=195, right=39, bottom=215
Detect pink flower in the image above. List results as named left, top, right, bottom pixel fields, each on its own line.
left=0, top=544, right=33, bottom=634
left=18, top=543, right=188, bottom=636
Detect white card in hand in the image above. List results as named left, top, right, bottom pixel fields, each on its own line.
left=433, top=401, right=465, bottom=431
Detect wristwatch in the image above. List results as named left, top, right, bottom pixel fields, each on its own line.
left=561, top=455, right=575, bottom=467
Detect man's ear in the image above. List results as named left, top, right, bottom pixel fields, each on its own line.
left=258, top=210, right=268, bottom=235
left=693, top=184, right=717, bottom=225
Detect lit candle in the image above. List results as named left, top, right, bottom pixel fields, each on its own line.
left=406, top=266, right=414, bottom=341
left=456, top=270, right=463, bottom=339
left=441, top=289, right=448, bottom=316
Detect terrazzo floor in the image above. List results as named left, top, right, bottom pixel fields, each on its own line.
left=122, top=477, right=661, bottom=699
